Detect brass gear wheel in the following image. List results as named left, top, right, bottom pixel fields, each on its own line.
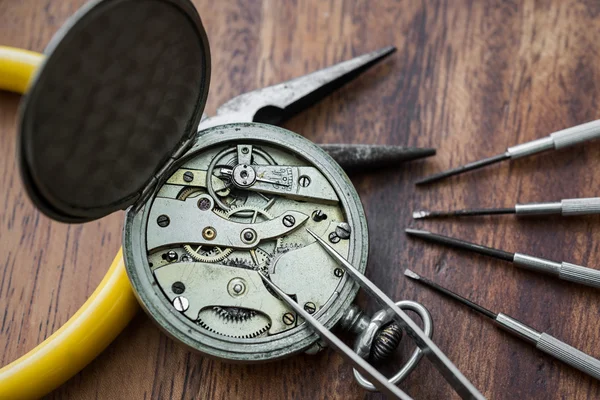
left=183, top=245, right=233, bottom=263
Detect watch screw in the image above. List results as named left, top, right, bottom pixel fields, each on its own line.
left=173, top=296, right=189, bottom=312
left=282, top=215, right=296, bottom=227
left=198, top=198, right=211, bottom=211
left=312, top=210, right=327, bottom=222
left=157, top=214, right=170, bottom=227
left=283, top=313, right=296, bottom=325
left=329, top=231, right=340, bottom=243
left=304, top=302, right=316, bottom=314
left=298, top=175, right=311, bottom=187
left=171, top=281, right=185, bottom=294
left=183, top=171, right=194, bottom=182
left=335, top=222, right=351, bottom=239
left=334, top=268, right=344, bottom=277
left=166, top=251, right=178, bottom=262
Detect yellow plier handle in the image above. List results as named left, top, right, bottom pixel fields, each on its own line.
left=0, top=46, right=139, bottom=400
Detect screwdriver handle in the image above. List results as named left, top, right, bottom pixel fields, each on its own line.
left=559, top=262, right=600, bottom=289
left=537, top=333, right=600, bottom=380
left=496, top=314, right=600, bottom=380
left=507, top=119, right=600, bottom=158
left=561, top=197, right=600, bottom=216
left=515, top=197, right=600, bottom=216
left=550, top=119, right=600, bottom=149
left=512, top=254, right=600, bottom=289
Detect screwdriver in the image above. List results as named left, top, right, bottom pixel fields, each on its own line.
left=412, top=197, right=600, bottom=220
left=416, top=119, right=600, bottom=185
left=404, top=269, right=600, bottom=381
left=405, top=229, right=600, bottom=289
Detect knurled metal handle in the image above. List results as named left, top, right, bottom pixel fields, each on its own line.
left=559, top=262, right=600, bottom=289
left=550, top=119, right=600, bottom=149
left=536, top=333, right=600, bottom=380
left=507, top=119, right=600, bottom=158
left=561, top=198, right=600, bottom=216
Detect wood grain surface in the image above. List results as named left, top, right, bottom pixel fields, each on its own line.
left=1, top=0, right=600, bottom=399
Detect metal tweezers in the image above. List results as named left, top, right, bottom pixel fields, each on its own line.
left=201, top=47, right=483, bottom=399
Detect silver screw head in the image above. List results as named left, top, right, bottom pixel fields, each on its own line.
left=166, top=251, right=178, bottom=262
left=173, top=296, right=189, bottom=312
left=298, top=175, right=311, bottom=187
left=335, top=222, right=351, bottom=239
left=282, top=215, right=296, bottom=227
left=283, top=313, right=296, bottom=325
left=334, top=268, right=344, bottom=277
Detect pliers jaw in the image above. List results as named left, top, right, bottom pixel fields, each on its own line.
left=200, top=46, right=397, bottom=130
left=199, top=46, right=436, bottom=171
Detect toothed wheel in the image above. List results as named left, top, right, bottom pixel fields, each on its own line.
left=197, top=307, right=271, bottom=339
left=222, top=258, right=254, bottom=271
left=183, top=245, right=233, bottom=262
left=213, top=306, right=257, bottom=322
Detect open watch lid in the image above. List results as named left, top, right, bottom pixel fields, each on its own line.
left=19, top=0, right=210, bottom=222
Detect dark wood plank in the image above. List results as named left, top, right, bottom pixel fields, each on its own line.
left=1, top=0, right=599, bottom=399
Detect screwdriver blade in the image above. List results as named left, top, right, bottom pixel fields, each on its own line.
left=415, top=153, right=509, bottom=185
left=412, top=207, right=516, bottom=219
left=404, top=269, right=497, bottom=319
left=405, top=228, right=515, bottom=262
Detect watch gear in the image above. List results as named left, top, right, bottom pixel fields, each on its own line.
left=197, top=306, right=271, bottom=339
left=183, top=245, right=233, bottom=263
left=222, top=257, right=254, bottom=271
left=213, top=306, right=257, bottom=322
left=177, top=187, right=204, bottom=200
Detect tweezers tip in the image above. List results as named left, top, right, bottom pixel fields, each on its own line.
left=379, top=45, right=397, bottom=55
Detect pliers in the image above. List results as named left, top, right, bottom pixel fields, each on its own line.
left=0, top=44, right=434, bottom=399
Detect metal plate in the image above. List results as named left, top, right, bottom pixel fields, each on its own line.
left=19, top=0, right=210, bottom=222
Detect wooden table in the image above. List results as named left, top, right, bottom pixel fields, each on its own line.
left=1, top=1, right=599, bottom=398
